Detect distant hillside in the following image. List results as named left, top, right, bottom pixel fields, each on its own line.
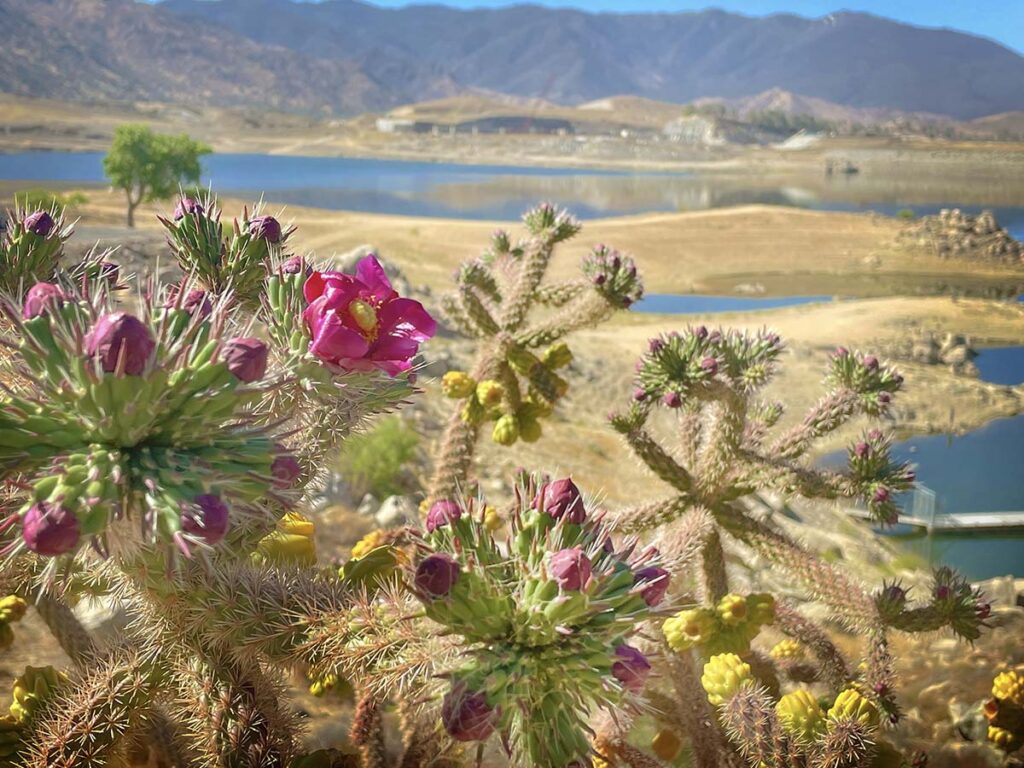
left=0, top=0, right=456, bottom=114
left=2, top=0, right=1023, bottom=119
left=162, top=0, right=1024, bottom=119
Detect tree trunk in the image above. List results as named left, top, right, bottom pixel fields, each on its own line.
left=126, top=198, right=136, bottom=228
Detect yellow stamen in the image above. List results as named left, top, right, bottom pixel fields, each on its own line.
left=348, top=299, right=379, bottom=338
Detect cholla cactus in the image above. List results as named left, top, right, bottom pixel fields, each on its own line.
left=0, top=204, right=74, bottom=296
left=412, top=474, right=668, bottom=766
left=0, top=596, right=27, bottom=650
left=606, top=327, right=987, bottom=768
left=0, top=276, right=296, bottom=564
left=159, top=193, right=296, bottom=308
left=428, top=204, right=641, bottom=503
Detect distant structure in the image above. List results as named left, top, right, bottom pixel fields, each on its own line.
left=376, top=115, right=574, bottom=136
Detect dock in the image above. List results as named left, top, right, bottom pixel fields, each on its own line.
left=848, top=507, right=1024, bottom=533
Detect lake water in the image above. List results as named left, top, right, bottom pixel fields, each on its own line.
left=974, top=346, right=1024, bottom=386
left=633, top=293, right=833, bottom=314
left=823, top=414, right=1024, bottom=580
left=1, top=151, right=1023, bottom=236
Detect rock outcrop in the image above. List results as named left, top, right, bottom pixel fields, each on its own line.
left=901, top=209, right=1024, bottom=264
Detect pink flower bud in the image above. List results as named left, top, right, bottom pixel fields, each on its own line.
left=165, top=286, right=213, bottom=319
left=182, top=494, right=230, bottom=545
left=701, top=356, right=719, bottom=375
left=863, top=355, right=879, bottom=370
left=222, top=337, right=268, bottom=383
left=441, top=686, right=496, bottom=742
left=611, top=644, right=651, bottom=692
left=648, top=338, right=665, bottom=354
left=23, top=210, right=54, bottom=236
left=537, top=478, right=586, bottom=523
left=415, top=553, right=461, bottom=598
left=549, top=547, right=592, bottom=591
left=173, top=197, right=205, bottom=221
left=281, top=255, right=311, bottom=276
left=976, top=602, right=991, bottom=620
left=632, top=387, right=647, bottom=402
left=22, top=282, right=66, bottom=319
left=271, top=454, right=302, bottom=488
left=426, top=499, right=462, bottom=533
left=854, top=442, right=870, bottom=459
left=694, top=325, right=708, bottom=340
left=934, top=584, right=951, bottom=601
left=833, top=346, right=849, bottom=358
left=22, top=502, right=80, bottom=556
left=633, top=566, right=670, bottom=606
left=872, top=486, right=891, bottom=504
left=85, top=312, right=155, bottom=376
left=249, top=215, right=282, bottom=243
left=662, top=391, right=682, bottom=408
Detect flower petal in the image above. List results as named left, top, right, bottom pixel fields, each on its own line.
left=378, top=298, right=437, bottom=342
left=370, top=333, right=421, bottom=362
left=305, top=303, right=370, bottom=363
left=356, top=255, right=396, bottom=301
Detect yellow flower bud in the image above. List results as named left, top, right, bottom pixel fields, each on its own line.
left=350, top=530, right=386, bottom=561
left=0, top=596, right=27, bottom=625
left=776, top=689, right=825, bottom=742
left=441, top=371, right=476, bottom=399
left=993, top=670, right=1024, bottom=707
left=518, top=416, right=542, bottom=443
left=701, top=653, right=752, bottom=706
left=664, top=608, right=717, bottom=651
left=476, top=380, right=504, bottom=408
left=492, top=414, right=519, bottom=446
left=542, top=342, right=573, bottom=370
left=10, top=665, right=68, bottom=724
left=769, top=639, right=805, bottom=662
left=717, top=594, right=748, bottom=626
left=989, top=725, right=1024, bottom=752
left=255, top=512, right=317, bottom=567
left=483, top=506, right=502, bottom=532
left=827, top=688, right=880, bottom=730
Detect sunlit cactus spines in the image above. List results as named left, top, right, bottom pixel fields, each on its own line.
left=0, top=203, right=75, bottom=296
left=428, top=204, right=640, bottom=503
left=409, top=473, right=668, bottom=766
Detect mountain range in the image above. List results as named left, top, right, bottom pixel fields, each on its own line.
left=2, top=0, right=1023, bottom=120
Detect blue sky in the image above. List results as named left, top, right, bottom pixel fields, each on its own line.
left=359, top=1, right=1024, bottom=53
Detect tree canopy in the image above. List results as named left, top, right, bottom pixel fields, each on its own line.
left=103, top=124, right=211, bottom=227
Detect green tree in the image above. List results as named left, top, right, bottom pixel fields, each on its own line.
left=102, top=124, right=210, bottom=228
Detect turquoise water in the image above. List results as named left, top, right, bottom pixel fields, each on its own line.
left=2, top=151, right=1023, bottom=230
left=633, top=293, right=832, bottom=314
left=974, top=346, right=1024, bottom=386
left=824, top=414, right=1024, bottom=580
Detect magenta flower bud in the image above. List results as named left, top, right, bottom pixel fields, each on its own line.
left=863, top=355, right=879, bottom=370
left=97, top=261, right=120, bottom=284
left=934, top=584, right=951, bottom=601
left=165, top=287, right=213, bottom=319
left=976, top=602, right=991, bottom=620
left=222, top=337, right=268, bottom=383
left=281, top=255, right=310, bottom=276
left=182, top=494, right=230, bottom=545
left=648, top=338, right=664, bottom=354
left=633, top=566, right=670, bottom=606
left=549, top=547, right=592, bottom=591
left=414, top=553, right=461, bottom=598
left=441, top=686, right=496, bottom=742
left=868, top=429, right=883, bottom=441
left=854, top=442, right=870, bottom=459
left=271, top=454, right=302, bottom=488
left=593, top=273, right=607, bottom=286
left=700, top=356, right=719, bottom=375
left=85, top=312, right=155, bottom=376
left=693, top=325, right=708, bottom=340
left=611, top=644, right=651, bottom=692
left=878, top=392, right=892, bottom=404
left=662, top=391, right=682, bottom=408
left=22, top=282, right=66, bottom=319
left=882, top=584, right=906, bottom=605
left=872, top=486, right=891, bottom=504
left=173, top=197, right=204, bottom=221
left=426, top=499, right=462, bottom=533
left=833, top=346, right=849, bottom=358
left=874, top=682, right=889, bottom=696
left=23, top=210, right=54, bottom=236
left=632, top=387, right=647, bottom=402
left=249, top=215, right=282, bottom=243
left=537, top=478, right=586, bottom=523
left=22, top=502, right=80, bottom=556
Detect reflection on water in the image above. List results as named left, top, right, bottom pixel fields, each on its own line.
left=1, top=151, right=1024, bottom=233
left=633, top=294, right=833, bottom=313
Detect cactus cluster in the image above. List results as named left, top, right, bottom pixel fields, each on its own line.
left=428, top=203, right=640, bottom=502
left=0, top=194, right=997, bottom=768
left=412, top=476, right=668, bottom=766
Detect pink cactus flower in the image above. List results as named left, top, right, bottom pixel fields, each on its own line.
left=22, top=502, right=80, bottom=556
left=303, top=255, right=436, bottom=376
left=23, top=282, right=66, bottom=319
left=426, top=499, right=462, bottom=533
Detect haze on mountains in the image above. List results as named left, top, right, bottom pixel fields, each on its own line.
left=3, top=0, right=1023, bottom=120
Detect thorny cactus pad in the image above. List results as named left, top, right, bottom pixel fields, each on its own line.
left=411, top=475, right=668, bottom=766
left=0, top=204, right=75, bottom=296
